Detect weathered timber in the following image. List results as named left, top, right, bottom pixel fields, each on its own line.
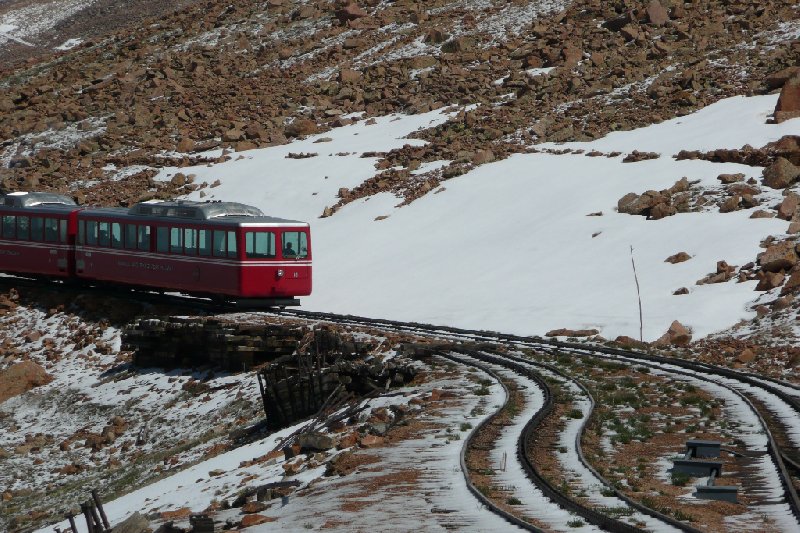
left=122, top=317, right=304, bottom=369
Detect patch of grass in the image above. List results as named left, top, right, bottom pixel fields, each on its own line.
left=507, top=496, right=522, bottom=505
left=460, top=422, right=473, bottom=432
left=474, top=386, right=491, bottom=396
left=566, top=408, right=583, bottom=419
left=567, top=519, right=585, bottom=528
left=673, top=509, right=695, bottom=522
left=671, top=471, right=691, bottom=487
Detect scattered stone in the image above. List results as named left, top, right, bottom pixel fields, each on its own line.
left=240, top=514, right=277, bottom=527
left=758, top=241, right=798, bottom=272
left=0, top=361, right=54, bottom=404
left=241, top=501, right=269, bottom=514
left=737, top=348, right=755, bottom=364
left=775, top=72, right=800, bottom=123
left=673, top=287, right=689, bottom=295
left=756, top=271, right=785, bottom=291
left=111, top=512, right=150, bottom=533
left=545, top=328, right=599, bottom=337
left=762, top=157, right=800, bottom=189
left=359, top=434, right=385, bottom=448
left=645, top=0, right=670, bottom=26
left=665, top=252, right=691, bottom=264
left=298, top=431, right=335, bottom=451
left=655, top=320, right=692, bottom=346
left=717, top=173, right=745, bottom=184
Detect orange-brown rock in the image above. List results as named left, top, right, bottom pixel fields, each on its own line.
left=241, top=501, right=269, bottom=514
left=359, top=434, right=385, bottom=448
left=775, top=72, right=800, bottom=123
left=0, top=361, right=54, bottom=404
left=756, top=271, right=785, bottom=291
left=665, top=252, right=691, bottom=264
left=160, top=507, right=192, bottom=521
left=545, top=328, right=600, bottom=337
left=758, top=241, right=798, bottom=272
left=737, top=348, right=755, bottom=364
left=240, top=514, right=277, bottom=527
left=778, top=193, right=800, bottom=220
left=655, top=320, right=692, bottom=347
left=763, top=157, right=800, bottom=189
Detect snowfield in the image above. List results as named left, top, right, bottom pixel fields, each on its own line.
left=155, top=94, right=798, bottom=342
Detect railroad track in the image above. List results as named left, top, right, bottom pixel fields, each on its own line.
left=440, top=348, right=692, bottom=533
left=4, top=277, right=800, bottom=530
left=275, top=309, right=800, bottom=531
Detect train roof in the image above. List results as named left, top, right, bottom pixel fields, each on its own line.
left=79, top=200, right=307, bottom=227
left=1, top=192, right=77, bottom=209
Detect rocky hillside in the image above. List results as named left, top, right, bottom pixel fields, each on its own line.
left=1, top=0, right=798, bottom=208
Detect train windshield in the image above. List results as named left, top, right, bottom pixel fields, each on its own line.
left=281, top=231, right=308, bottom=258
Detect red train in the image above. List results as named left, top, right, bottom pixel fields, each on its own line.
left=0, top=192, right=312, bottom=306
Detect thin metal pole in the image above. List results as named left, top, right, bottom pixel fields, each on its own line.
left=630, top=245, right=643, bottom=342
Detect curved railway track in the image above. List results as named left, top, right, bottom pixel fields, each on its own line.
left=276, top=309, right=800, bottom=531
left=4, top=276, right=800, bottom=530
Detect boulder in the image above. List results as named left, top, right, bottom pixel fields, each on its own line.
left=717, top=173, right=744, bottom=184
left=298, top=431, right=335, bottom=451
left=775, top=72, right=800, bottom=123
left=241, top=501, right=269, bottom=514
left=762, top=157, right=800, bottom=189
left=737, top=349, right=755, bottom=364
left=778, top=193, right=800, bottom=220
left=111, top=512, right=149, bottom=533
left=782, top=270, right=800, bottom=294
left=545, top=328, right=599, bottom=337
left=359, top=434, right=384, bottom=448
left=758, top=241, right=798, bottom=272
left=646, top=0, right=669, bottom=26
left=655, top=320, right=692, bottom=346
left=240, top=514, right=276, bottom=527
left=284, top=119, right=318, bottom=137
left=719, top=195, right=740, bottom=213
left=0, top=361, right=54, bottom=404
left=335, top=3, right=368, bottom=23
left=756, top=271, right=785, bottom=291
left=665, top=252, right=691, bottom=264
left=338, top=69, right=362, bottom=83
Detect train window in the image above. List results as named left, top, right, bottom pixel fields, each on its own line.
left=157, top=227, right=169, bottom=253
left=60, top=220, right=67, bottom=243
left=30, top=217, right=43, bottom=242
left=45, top=219, right=59, bottom=242
left=227, top=231, right=237, bottom=258
left=213, top=230, right=226, bottom=257
left=137, top=225, right=150, bottom=251
left=184, top=228, right=197, bottom=255
left=111, top=223, right=123, bottom=249
left=86, top=221, right=98, bottom=245
left=17, top=216, right=29, bottom=240
left=170, top=227, right=183, bottom=253
left=98, top=222, right=110, bottom=246
left=198, top=230, right=211, bottom=256
left=281, top=231, right=308, bottom=258
left=2, top=216, right=14, bottom=239
left=245, top=231, right=276, bottom=259
left=125, top=224, right=137, bottom=249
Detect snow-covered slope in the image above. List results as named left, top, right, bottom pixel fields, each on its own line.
left=154, top=94, right=798, bottom=342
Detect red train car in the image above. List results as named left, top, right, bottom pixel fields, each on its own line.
left=0, top=192, right=79, bottom=278
left=0, top=193, right=312, bottom=306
